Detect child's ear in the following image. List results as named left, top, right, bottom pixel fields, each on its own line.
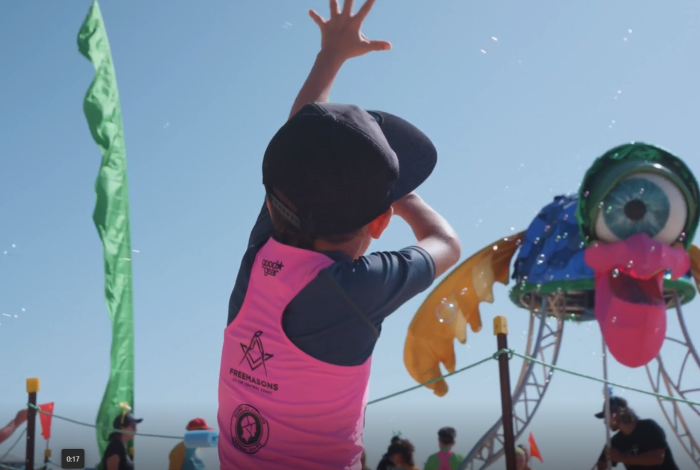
left=368, top=207, right=393, bottom=239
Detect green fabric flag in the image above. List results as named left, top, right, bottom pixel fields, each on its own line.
left=77, top=0, right=136, bottom=460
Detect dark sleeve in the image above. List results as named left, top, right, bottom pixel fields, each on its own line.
left=102, top=441, right=122, bottom=462
left=228, top=200, right=274, bottom=326
left=332, top=246, right=436, bottom=328
left=641, top=420, right=669, bottom=448
left=248, top=200, right=274, bottom=246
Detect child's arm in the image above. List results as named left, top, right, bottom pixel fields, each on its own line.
left=392, top=193, right=461, bottom=278
left=288, top=0, right=391, bottom=119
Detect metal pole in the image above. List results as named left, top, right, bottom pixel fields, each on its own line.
left=602, top=339, right=612, bottom=470
left=494, top=316, right=517, bottom=470
left=26, top=378, right=40, bottom=470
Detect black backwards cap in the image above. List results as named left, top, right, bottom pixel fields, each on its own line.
left=262, top=103, right=437, bottom=236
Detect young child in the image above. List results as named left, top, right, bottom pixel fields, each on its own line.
left=423, top=427, right=465, bottom=470
left=387, top=438, right=421, bottom=470
left=217, top=1, right=461, bottom=469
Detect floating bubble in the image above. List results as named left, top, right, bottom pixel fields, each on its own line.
left=436, top=297, right=458, bottom=324
left=536, top=254, right=546, bottom=265
left=11, top=244, right=15, bottom=248
left=21, top=308, right=25, bottom=312
left=612, top=269, right=620, bottom=278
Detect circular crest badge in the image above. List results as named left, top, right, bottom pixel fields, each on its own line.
left=230, top=404, right=269, bottom=454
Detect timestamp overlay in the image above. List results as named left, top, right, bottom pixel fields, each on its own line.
left=61, top=449, right=85, bottom=469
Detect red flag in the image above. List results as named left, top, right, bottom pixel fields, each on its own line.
left=528, top=432, right=543, bottom=462
left=38, top=403, right=54, bottom=440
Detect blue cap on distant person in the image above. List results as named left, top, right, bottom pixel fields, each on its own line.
left=595, top=396, right=628, bottom=418
left=114, top=413, right=143, bottom=429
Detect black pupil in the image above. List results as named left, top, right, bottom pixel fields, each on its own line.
left=624, top=199, right=647, bottom=221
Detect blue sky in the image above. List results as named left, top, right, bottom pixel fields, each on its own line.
left=2, top=0, right=700, bottom=469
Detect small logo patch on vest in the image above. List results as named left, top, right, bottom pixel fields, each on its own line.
left=231, top=404, right=269, bottom=455
left=240, top=331, right=273, bottom=375
left=262, top=259, right=284, bottom=276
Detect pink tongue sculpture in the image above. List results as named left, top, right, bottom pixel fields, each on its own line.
left=584, top=233, right=690, bottom=368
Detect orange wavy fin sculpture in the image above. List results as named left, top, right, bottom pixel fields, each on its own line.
left=689, top=244, right=700, bottom=292
left=404, top=232, right=525, bottom=396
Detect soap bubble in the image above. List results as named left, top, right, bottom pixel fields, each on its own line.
left=436, top=297, right=458, bottom=324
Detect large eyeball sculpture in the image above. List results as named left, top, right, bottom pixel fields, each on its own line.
left=577, top=143, right=699, bottom=367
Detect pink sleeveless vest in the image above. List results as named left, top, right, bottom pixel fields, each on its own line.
left=218, top=238, right=372, bottom=470
left=437, top=450, right=453, bottom=470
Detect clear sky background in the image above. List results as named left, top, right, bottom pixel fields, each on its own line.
left=2, top=1, right=700, bottom=469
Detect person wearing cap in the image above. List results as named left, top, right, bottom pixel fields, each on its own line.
left=514, top=447, right=527, bottom=470
left=516, top=444, right=533, bottom=470
left=168, top=418, right=213, bottom=470
left=423, top=427, right=464, bottom=470
left=217, top=1, right=460, bottom=469
left=102, top=412, right=142, bottom=470
left=593, top=397, right=679, bottom=469
left=0, top=409, right=27, bottom=445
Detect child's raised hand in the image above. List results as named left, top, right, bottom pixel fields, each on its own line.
left=309, top=0, right=391, bottom=61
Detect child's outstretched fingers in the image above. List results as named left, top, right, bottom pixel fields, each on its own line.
left=308, top=9, right=326, bottom=27
left=361, top=33, right=391, bottom=51
left=308, top=0, right=391, bottom=60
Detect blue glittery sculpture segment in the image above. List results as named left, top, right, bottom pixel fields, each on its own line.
left=512, top=194, right=593, bottom=285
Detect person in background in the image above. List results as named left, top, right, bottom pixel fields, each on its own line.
left=378, top=436, right=403, bottom=470
left=516, top=444, right=533, bottom=470
left=515, top=447, right=527, bottom=470
left=0, top=409, right=27, bottom=445
left=169, top=418, right=214, bottom=470
left=423, top=426, right=464, bottom=470
left=387, top=438, right=420, bottom=470
left=593, top=396, right=678, bottom=470
left=102, top=412, right=142, bottom=470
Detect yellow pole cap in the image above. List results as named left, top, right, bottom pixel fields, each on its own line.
left=493, top=316, right=508, bottom=335
left=26, top=378, right=40, bottom=393
left=44, top=449, right=52, bottom=458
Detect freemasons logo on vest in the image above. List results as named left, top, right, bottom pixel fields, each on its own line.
left=229, top=331, right=280, bottom=393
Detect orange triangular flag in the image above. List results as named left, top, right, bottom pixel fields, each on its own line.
left=38, top=403, right=54, bottom=440
left=528, top=431, right=543, bottom=462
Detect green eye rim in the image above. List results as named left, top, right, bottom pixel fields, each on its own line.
left=576, top=142, right=699, bottom=250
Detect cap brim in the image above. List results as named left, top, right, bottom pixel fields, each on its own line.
left=133, top=418, right=143, bottom=423
left=594, top=412, right=605, bottom=419
left=367, top=110, right=437, bottom=202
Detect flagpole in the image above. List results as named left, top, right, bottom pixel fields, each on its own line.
left=602, top=338, right=612, bottom=470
